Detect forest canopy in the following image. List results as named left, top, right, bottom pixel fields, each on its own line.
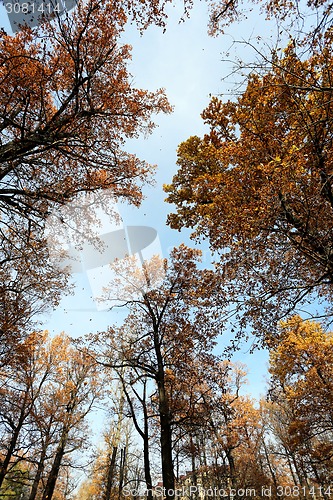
left=165, top=29, right=333, bottom=336
left=1, top=0, right=333, bottom=498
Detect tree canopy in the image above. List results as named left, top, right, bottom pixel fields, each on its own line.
left=0, top=0, right=171, bottom=235
left=1, top=0, right=333, bottom=497
left=0, top=0, right=172, bottom=353
left=165, top=31, right=333, bottom=335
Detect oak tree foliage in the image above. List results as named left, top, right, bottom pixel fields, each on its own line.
left=0, top=0, right=171, bottom=234
left=92, top=246, right=226, bottom=499
left=267, top=316, right=333, bottom=487
left=0, top=0, right=171, bottom=353
left=165, top=31, right=333, bottom=336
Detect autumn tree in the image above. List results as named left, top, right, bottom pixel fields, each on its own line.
left=171, top=361, right=282, bottom=497
left=0, top=0, right=171, bottom=235
left=262, top=398, right=313, bottom=493
left=0, top=228, right=68, bottom=369
left=94, top=246, right=225, bottom=499
left=74, top=413, right=144, bottom=500
left=165, top=31, right=333, bottom=337
left=0, top=0, right=172, bottom=363
left=112, top=367, right=156, bottom=499
left=206, top=0, right=333, bottom=37
left=39, top=339, right=101, bottom=500
left=0, top=330, right=102, bottom=499
left=266, top=316, right=333, bottom=489
left=0, top=462, right=30, bottom=499
left=195, top=362, right=264, bottom=491
left=0, top=330, right=55, bottom=492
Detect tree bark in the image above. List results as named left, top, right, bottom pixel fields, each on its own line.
left=41, top=427, right=69, bottom=500
left=262, top=440, right=278, bottom=494
left=28, top=442, right=48, bottom=500
left=226, top=449, right=237, bottom=488
left=143, top=406, right=154, bottom=500
left=157, top=372, right=175, bottom=499
left=104, top=446, right=117, bottom=500
left=0, top=393, right=28, bottom=489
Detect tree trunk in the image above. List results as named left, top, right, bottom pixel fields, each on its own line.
left=104, top=446, right=117, bottom=500
left=119, top=447, right=126, bottom=499
left=190, top=435, right=198, bottom=500
left=28, top=443, right=48, bottom=500
left=153, top=324, right=175, bottom=500
left=0, top=394, right=28, bottom=489
left=41, top=427, right=69, bottom=500
left=121, top=377, right=153, bottom=500
left=226, top=449, right=237, bottom=488
left=262, top=440, right=278, bottom=493
left=157, top=372, right=174, bottom=499
left=159, top=411, right=174, bottom=499
left=143, top=409, right=154, bottom=500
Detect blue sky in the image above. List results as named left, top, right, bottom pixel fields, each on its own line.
left=0, top=1, right=274, bottom=398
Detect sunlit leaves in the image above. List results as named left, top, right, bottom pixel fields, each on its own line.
left=165, top=33, right=333, bottom=335
left=267, top=316, right=333, bottom=485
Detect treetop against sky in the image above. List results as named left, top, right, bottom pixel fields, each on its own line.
left=0, top=0, right=332, bottom=497
left=0, top=0, right=330, bottom=426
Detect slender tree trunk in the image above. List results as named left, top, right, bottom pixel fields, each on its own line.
left=104, top=446, right=118, bottom=500
left=118, top=447, right=126, bottom=499
left=157, top=375, right=174, bottom=499
left=0, top=394, right=28, bottom=489
left=28, top=443, right=48, bottom=500
left=121, top=376, right=153, bottom=500
left=41, top=427, right=69, bottom=500
left=262, top=440, right=278, bottom=493
left=226, top=449, right=237, bottom=489
left=154, top=326, right=175, bottom=500
left=105, top=377, right=127, bottom=500
left=143, top=409, right=153, bottom=500
left=159, top=412, right=174, bottom=499
left=140, top=377, right=153, bottom=499
left=286, top=452, right=299, bottom=487
left=190, top=435, right=198, bottom=500
left=200, top=434, right=207, bottom=468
